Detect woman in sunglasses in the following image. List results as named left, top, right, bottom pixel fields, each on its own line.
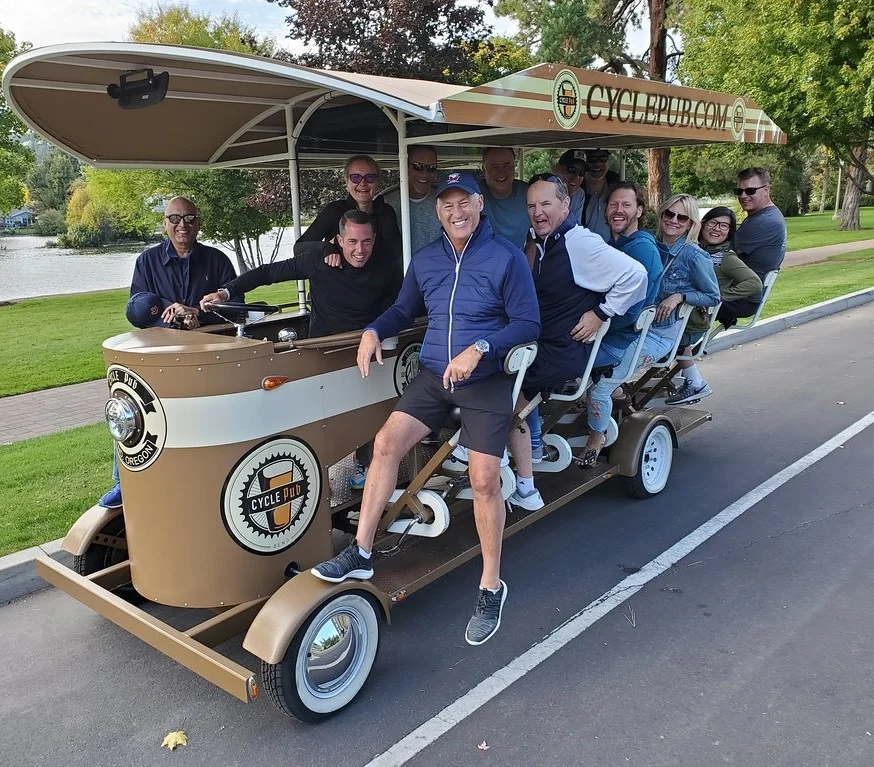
left=299, top=154, right=403, bottom=272
left=665, top=206, right=762, bottom=405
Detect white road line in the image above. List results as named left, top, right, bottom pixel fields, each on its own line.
left=364, top=410, right=874, bottom=767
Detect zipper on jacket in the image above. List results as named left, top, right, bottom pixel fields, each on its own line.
left=444, top=231, right=473, bottom=393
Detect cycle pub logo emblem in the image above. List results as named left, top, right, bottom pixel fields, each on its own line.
left=222, top=437, right=321, bottom=554
left=553, top=70, right=582, bottom=130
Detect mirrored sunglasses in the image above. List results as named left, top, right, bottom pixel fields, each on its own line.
left=349, top=173, right=379, bottom=184
left=165, top=214, right=199, bottom=225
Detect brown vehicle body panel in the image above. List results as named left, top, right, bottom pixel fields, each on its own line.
left=61, top=504, right=123, bottom=556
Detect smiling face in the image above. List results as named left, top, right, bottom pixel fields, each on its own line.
left=584, top=150, right=610, bottom=182
left=163, top=197, right=201, bottom=256
left=436, top=187, right=483, bottom=250
left=659, top=201, right=693, bottom=245
left=527, top=180, right=570, bottom=238
left=553, top=162, right=583, bottom=196
left=408, top=147, right=438, bottom=199
left=736, top=173, right=770, bottom=214
left=700, top=215, right=731, bottom=246
left=337, top=221, right=375, bottom=268
left=606, top=187, right=642, bottom=238
left=482, top=148, right=516, bottom=199
left=345, top=158, right=380, bottom=208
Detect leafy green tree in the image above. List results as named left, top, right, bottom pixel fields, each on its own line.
left=681, top=0, right=874, bottom=229
left=0, top=28, right=34, bottom=213
left=463, top=36, right=534, bottom=86
left=33, top=208, right=67, bottom=236
left=129, top=3, right=275, bottom=55
left=25, top=148, right=82, bottom=213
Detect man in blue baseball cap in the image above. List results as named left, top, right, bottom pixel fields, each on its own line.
left=311, top=171, right=541, bottom=647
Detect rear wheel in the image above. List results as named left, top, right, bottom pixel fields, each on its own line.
left=72, top=514, right=144, bottom=603
left=261, top=592, right=381, bottom=722
left=620, top=422, right=674, bottom=499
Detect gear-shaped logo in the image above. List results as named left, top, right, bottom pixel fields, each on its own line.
left=222, top=437, right=321, bottom=555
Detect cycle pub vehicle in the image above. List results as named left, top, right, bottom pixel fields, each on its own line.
left=2, top=43, right=784, bottom=720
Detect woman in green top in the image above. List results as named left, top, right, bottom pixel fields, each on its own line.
left=666, top=206, right=763, bottom=405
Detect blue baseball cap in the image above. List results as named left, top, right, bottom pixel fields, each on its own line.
left=126, top=291, right=171, bottom=328
left=435, top=172, right=481, bottom=198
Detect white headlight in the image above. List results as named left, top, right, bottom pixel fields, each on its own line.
left=105, top=395, right=140, bottom=443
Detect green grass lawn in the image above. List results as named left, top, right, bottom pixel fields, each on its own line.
left=1, top=251, right=873, bottom=555
left=785, top=208, right=874, bottom=251
left=761, top=248, right=874, bottom=318
left=0, top=283, right=296, bottom=397
left=0, top=423, right=112, bottom=557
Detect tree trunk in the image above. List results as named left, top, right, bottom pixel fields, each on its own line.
left=818, top=159, right=829, bottom=214
left=232, top=235, right=248, bottom=273
left=647, top=0, right=671, bottom=210
left=839, top=144, right=868, bottom=231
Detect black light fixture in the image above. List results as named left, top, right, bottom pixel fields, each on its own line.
left=107, top=68, right=169, bottom=110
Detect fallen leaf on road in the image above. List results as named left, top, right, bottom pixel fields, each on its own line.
left=477, top=741, right=490, bottom=751
left=837, top=401, right=845, bottom=405
left=161, top=731, right=189, bottom=751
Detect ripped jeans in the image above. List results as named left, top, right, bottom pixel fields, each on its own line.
left=586, top=330, right=677, bottom=434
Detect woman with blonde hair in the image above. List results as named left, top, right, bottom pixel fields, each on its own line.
left=577, top=193, right=719, bottom=467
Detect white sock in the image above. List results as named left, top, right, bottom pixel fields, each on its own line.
left=482, top=584, right=501, bottom=593
left=685, top=365, right=704, bottom=388
left=357, top=546, right=371, bottom=559
left=516, top=476, right=535, bottom=494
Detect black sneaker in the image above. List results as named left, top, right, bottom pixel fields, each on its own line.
left=311, top=542, right=374, bottom=583
left=465, top=580, right=508, bottom=646
left=665, top=379, right=713, bottom=405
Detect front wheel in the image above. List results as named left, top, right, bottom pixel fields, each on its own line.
left=72, top=513, right=144, bottom=603
left=261, top=592, right=381, bottom=722
left=620, top=422, right=674, bottom=499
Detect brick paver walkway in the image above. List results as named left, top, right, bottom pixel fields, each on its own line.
left=0, top=380, right=106, bottom=445
left=1, top=239, right=873, bottom=446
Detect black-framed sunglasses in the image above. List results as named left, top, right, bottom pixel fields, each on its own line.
left=348, top=172, right=379, bottom=184
left=734, top=185, right=767, bottom=197
left=661, top=209, right=691, bottom=224
left=411, top=161, right=438, bottom=173
left=165, top=214, right=200, bottom=225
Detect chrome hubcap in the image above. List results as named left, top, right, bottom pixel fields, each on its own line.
left=303, top=606, right=368, bottom=697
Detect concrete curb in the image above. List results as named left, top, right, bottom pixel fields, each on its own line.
left=2, top=285, right=874, bottom=606
left=0, top=538, right=71, bottom=605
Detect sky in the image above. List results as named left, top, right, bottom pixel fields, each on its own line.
left=4, top=0, right=519, bottom=51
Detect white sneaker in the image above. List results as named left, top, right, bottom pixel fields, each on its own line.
left=508, top=487, right=545, bottom=511
left=442, top=444, right=509, bottom=473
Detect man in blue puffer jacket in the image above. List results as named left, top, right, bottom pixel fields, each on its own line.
left=312, top=172, right=540, bottom=646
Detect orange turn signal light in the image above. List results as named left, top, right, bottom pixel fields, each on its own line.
left=262, top=376, right=290, bottom=391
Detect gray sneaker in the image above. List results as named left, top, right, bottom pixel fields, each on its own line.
left=311, top=542, right=374, bottom=583
left=665, top=379, right=713, bottom=405
left=465, top=580, right=508, bottom=646
left=508, top=487, right=545, bottom=511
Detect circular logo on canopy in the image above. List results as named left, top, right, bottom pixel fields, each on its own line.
left=107, top=365, right=166, bottom=472
left=553, top=70, right=581, bottom=130
left=221, top=437, right=322, bottom=555
left=394, top=342, right=421, bottom=395
left=730, top=98, right=747, bottom=141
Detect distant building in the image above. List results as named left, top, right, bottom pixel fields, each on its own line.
left=0, top=208, right=34, bottom=228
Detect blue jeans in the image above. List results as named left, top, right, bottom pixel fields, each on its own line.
left=587, top=331, right=676, bottom=433
left=111, top=446, right=119, bottom=484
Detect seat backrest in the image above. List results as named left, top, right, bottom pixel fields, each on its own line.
left=649, top=303, right=694, bottom=368
left=733, top=269, right=779, bottom=330
left=504, top=342, right=538, bottom=407
left=615, top=306, right=656, bottom=380
left=674, top=301, right=722, bottom=362
left=550, top=318, right=611, bottom=402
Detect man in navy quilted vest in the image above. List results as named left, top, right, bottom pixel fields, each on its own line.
left=312, top=172, right=540, bottom=646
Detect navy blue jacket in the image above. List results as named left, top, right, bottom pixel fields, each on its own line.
left=130, top=240, right=238, bottom=326
left=368, top=217, right=540, bottom=385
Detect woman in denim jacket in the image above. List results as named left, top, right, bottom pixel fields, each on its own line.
left=579, top=193, right=719, bottom=467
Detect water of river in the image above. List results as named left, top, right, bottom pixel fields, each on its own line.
left=0, top=232, right=297, bottom=302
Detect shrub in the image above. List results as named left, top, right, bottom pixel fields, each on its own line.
left=33, top=208, right=67, bottom=236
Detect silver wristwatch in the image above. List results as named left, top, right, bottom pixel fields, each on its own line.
left=474, top=339, right=490, bottom=357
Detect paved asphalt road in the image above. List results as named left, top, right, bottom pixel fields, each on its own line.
left=2, top=305, right=874, bottom=767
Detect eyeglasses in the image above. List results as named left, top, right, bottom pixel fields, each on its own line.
left=165, top=214, right=199, bottom=225
left=527, top=173, right=564, bottom=186
left=661, top=209, right=691, bottom=224
left=411, top=162, right=438, bottom=173
left=734, top=185, right=766, bottom=197
left=585, top=154, right=610, bottom=163
left=704, top=220, right=731, bottom=231
left=348, top=173, right=379, bottom=184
